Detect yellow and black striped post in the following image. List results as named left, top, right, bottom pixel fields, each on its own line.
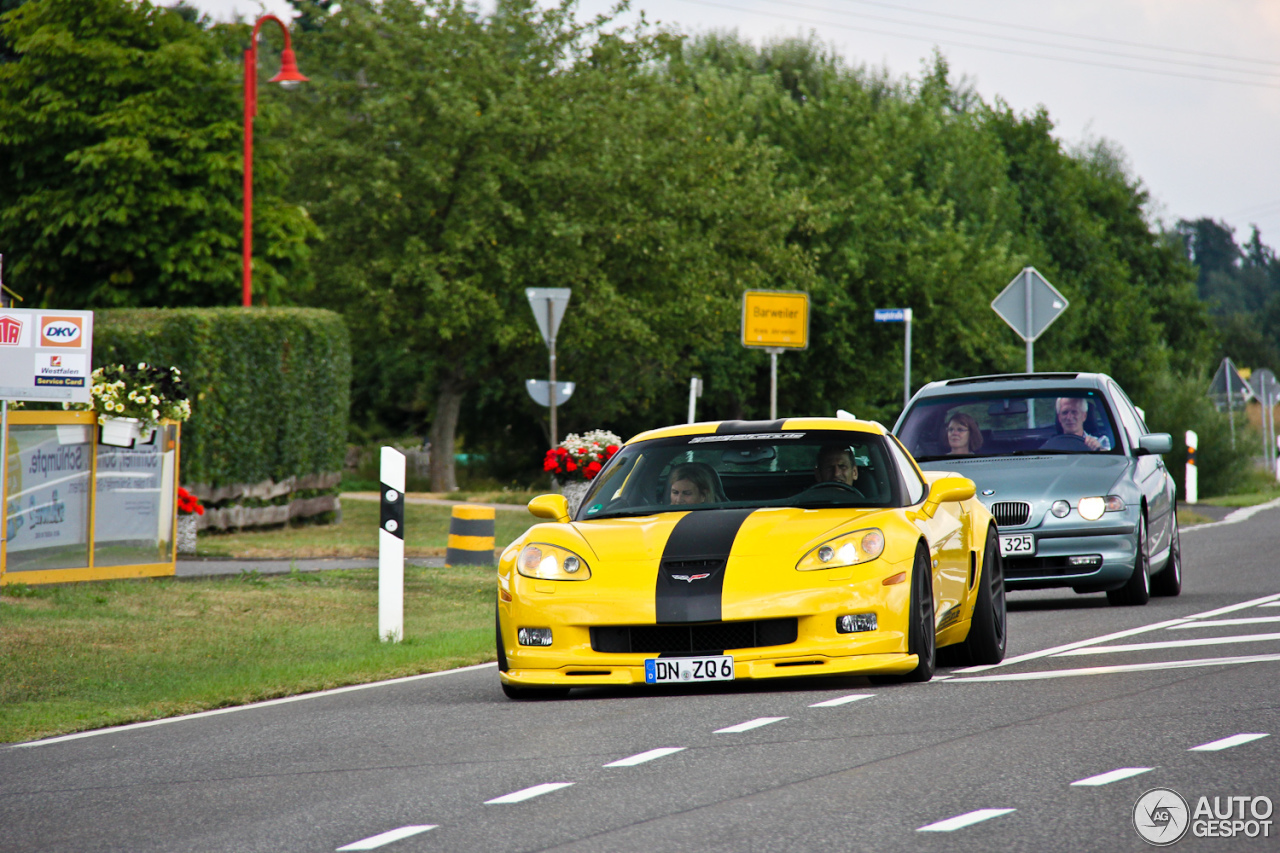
left=446, top=506, right=495, bottom=566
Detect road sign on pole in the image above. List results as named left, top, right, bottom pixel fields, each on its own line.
left=991, top=267, right=1069, bottom=372
left=1249, top=368, right=1279, bottom=478
left=525, top=380, right=575, bottom=407
left=526, top=288, right=571, bottom=447
left=742, top=291, right=809, bottom=419
left=874, top=308, right=913, bottom=408
left=1209, top=356, right=1252, bottom=448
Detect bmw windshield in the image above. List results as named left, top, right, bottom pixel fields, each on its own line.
left=575, top=431, right=907, bottom=520
left=897, top=390, right=1122, bottom=462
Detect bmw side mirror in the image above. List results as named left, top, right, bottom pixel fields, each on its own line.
left=1136, top=433, right=1172, bottom=456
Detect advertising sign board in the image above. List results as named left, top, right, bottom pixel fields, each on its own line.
left=0, top=308, right=94, bottom=404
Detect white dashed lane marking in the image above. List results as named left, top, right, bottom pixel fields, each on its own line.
left=1169, top=615, right=1280, bottom=628
left=917, top=809, right=1016, bottom=832
left=604, top=747, right=686, bottom=767
left=485, top=782, right=575, bottom=804
left=1071, top=767, right=1153, bottom=786
left=1190, top=733, right=1270, bottom=752
left=336, top=825, right=437, bottom=851
left=714, top=717, right=788, bottom=733
left=809, top=694, right=874, bottom=707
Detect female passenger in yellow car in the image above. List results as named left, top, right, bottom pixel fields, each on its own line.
left=667, top=463, right=715, bottom=505
left=944, top=413, right=984, bottom=455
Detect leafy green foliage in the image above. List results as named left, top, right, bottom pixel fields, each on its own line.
left=0, top=0, right=310, bottom=308
left=93, top=308, right=351, bottom=486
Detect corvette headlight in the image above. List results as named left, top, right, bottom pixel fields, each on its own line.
left=517, top=543, right=591, bottom=580
left=797, top=528, right=885, bottom=571
left=1077, top=495, right=1125, bottom=521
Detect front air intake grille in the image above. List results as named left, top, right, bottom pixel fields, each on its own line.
left=591, top=619, right=798, bottom=654
left=990, top=501, right=1031, bottom=527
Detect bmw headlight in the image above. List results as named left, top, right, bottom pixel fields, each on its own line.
left=797, top=528, right=885, bottom=571
left=517, top=543, right=592, bottom=580
left=1077, top=495, right=1126, bottom=521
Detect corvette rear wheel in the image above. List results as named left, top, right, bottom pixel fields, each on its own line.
left=1150, top=513, right=1182, bottom=597
left=875, top=544, right=935, bottom=683
left=1107, top=514, right=1151, bottom=606
left=959, top=526, right=1007, bottom=665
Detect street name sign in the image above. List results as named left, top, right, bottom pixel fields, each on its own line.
left=742, top=290, right=809, bottom=349
left=874, top=308, right=912, bottom=323
left=0, top=308, right=94, bottom=404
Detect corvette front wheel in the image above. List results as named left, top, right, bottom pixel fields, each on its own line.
left=875, top=544, right=935, bottom=684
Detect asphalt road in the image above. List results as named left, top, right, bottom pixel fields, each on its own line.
left=5, top=505, right=1279, bottom=853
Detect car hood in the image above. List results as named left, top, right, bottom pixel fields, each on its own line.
left=917, top=454, right=1129, bottom=502
left=572, top=506, right=881, bottom=563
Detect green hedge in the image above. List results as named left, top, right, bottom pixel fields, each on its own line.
left=94, top=308, right=351, bottom=487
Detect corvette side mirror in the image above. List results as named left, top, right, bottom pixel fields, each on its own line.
left=528, top=494, right=571, bottom=523
left=922, top=475, right=975, bottom=517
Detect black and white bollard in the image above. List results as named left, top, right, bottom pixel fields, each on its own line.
left=1185, top=430, right=1198, bottom=505
left=379, top=447, right=405, bottom=643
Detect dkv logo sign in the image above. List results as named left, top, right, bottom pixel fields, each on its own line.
left=41, top=316, right=83, bottom=347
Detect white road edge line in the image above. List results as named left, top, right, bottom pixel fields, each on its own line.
left=955, top=593, right=1280, bottom=674
left=1071, top=767, right=1153, bottom=786
left=948, top=653, right=1280, bottom=682
left=485, top=782, right=575, bottom=804
left=1053, top=632, right=1280, bottom=656
left=715, top=717, right=788, bottom=733
left=1183, top=497, right=1280, bottom=530
left=917, top=808, right=1016, bottom=832
left=809, top=694, right=875, bottom=707
left=1190, top=733, right=1270, bottom=751
left=337, top=825, right=437, bottom=851
left=604, top=747, right=686, bottom=767
left=11, top=662, right=499, bottom=749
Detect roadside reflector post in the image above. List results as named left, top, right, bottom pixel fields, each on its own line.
left=380, top=446, right=405, bottom=643
left=1185, top=430, right=1198, bottom=505
left=446, top=506, right=496, bottom=566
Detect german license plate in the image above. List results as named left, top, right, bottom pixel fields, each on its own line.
left=645, top=655, right=734, bottom=684
left=999, top=533, right=1035, bottom=557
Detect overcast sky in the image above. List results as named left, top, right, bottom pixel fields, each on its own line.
left=188, top=0, right=1280, bottom=251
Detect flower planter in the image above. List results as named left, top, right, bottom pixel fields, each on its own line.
left=561, top=480, right=591, bottom=517
left=100, top=417, right=144, bottom=448
left=176, top=514, right=198, bottom=555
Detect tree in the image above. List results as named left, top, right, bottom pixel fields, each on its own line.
left=286, top=0, right=812, bottom=489
left=0, top=0, right=310, bottom=307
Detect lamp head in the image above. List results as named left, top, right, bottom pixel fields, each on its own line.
left=270, top=48, right=308, bottom=87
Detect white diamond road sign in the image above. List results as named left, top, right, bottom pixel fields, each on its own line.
left=991, top=267, right=1069, bottom=342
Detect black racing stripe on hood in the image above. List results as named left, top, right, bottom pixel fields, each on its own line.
left=715, top=419, right=786, bottom=434
left=656, top=508, right=754, bottom=623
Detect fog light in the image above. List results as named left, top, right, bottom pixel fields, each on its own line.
left=818, top=545, right=835, bottom=563
left=518, top=627, right=553, bottom=646
left=837, top=613, right=877, bottom=634
left=1068, top=555, right=1102, bottom=567
left=1051, top=500, right=1071, bottom=518
left=563, top=556, right=580, bottom=574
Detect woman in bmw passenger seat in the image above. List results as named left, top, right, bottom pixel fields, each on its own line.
left=944, top=413, right=984, bottom=455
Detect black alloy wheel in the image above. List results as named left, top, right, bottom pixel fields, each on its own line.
left=960, top=525, right=1007, bottom=665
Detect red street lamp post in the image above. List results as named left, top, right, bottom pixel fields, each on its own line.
left=243, top=15, right=308, bottom=307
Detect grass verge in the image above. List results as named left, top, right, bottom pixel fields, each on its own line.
left=0, top=565, right=496, bottom=744
left=194, top=497, right=536, bottom=559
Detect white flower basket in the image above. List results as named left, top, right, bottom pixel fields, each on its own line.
left=176, top=514, right=198, bottom=555
left=561, top=480, right=591, bottom=517
left=100, top=417, right=143, bottom=448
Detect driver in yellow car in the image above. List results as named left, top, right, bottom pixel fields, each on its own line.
left=815, top=445, right=859, bottom=485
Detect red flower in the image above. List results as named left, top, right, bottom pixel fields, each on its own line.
left=177, top=487, right=205, bottom=516
left=605, top=445, right=619, bottom=458
left=584, top=461, right=603, bottom=479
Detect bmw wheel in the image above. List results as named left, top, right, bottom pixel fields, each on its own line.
left=1150, top=513, right=1182, bottom=597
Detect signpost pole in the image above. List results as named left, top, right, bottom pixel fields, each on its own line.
left=769, top=349, right=780, bottom=420
left=687, top=376, right=702, bottom=424
left=1226, top=360, right=1236, bottom=449
left=903, top=309, right=913, bottom=407
left=547, top=301, right=558, bottom=448
left=1024, top=271, right=1034, bottom=372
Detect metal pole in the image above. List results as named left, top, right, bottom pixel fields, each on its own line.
left=1226, top=359, right=1236, bottom=449
left=242, top=40, right=257, bottom=307
left=770, top=350, right=779, bottom=420
left=1024, top=271, right=1034, bottom=373
left=687, top=377, right=701, bottom=424
left=547, top=302, right=558, bottom=448
left=1, top=399, right=7, bottom=558
left=903, top=309, right=913, bottom=408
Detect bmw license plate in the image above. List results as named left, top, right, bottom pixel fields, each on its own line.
left=645, top=655, right=734, bottom=684
left=999, top=533, right=1035, bottom=557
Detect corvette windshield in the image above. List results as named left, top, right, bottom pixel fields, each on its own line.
left=896, top=390, right=1122, bottom=461
left=575, top=430, right=904, bottom=520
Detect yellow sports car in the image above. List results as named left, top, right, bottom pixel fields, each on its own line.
left=497, top=417, right=1005, bottom=699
